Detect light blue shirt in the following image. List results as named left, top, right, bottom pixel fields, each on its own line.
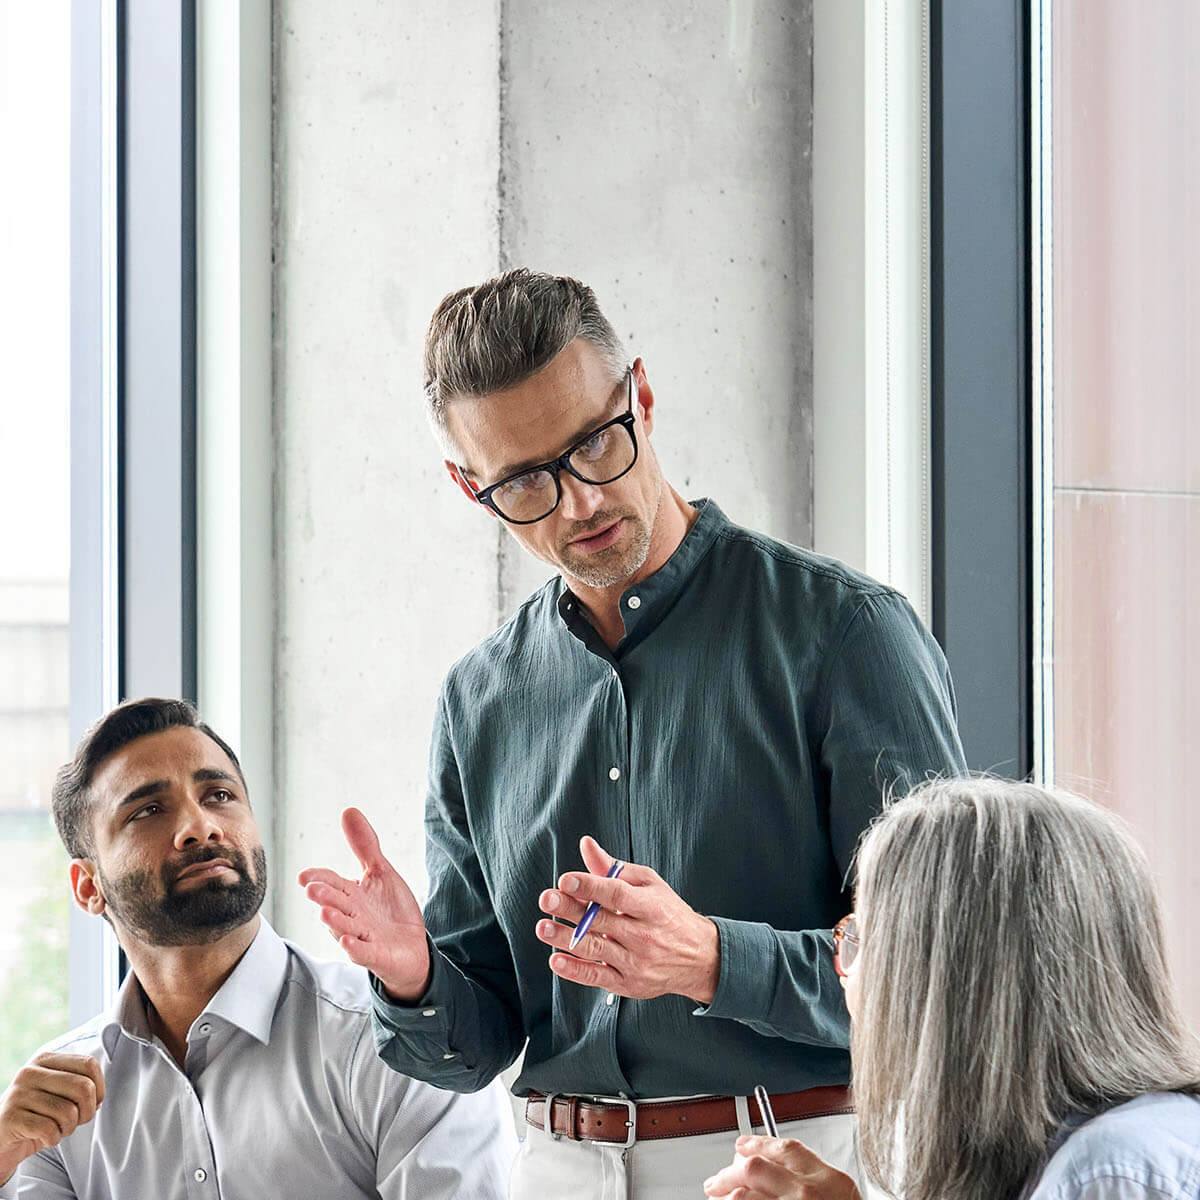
left=1025, top=1093, right=1200, bottom=1200
left=0, top=920, right=516, bottom=1199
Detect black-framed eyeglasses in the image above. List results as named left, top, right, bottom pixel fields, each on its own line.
left=470, top=368, right=639, bottom=525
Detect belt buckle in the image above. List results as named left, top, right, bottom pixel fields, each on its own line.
left=540, top=1092, right=561, bottom=1141
left=591, top=1094, right=637, bottom=1149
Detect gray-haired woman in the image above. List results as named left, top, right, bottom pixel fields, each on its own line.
left=704, top=777, right=1200, bottom=1200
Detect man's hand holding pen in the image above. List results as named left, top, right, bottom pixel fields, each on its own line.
left=536, top=835, right=721, bottom=1006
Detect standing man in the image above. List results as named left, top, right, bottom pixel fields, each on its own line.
left=300, top=270, right=966, bottom=1198
left=0, top=698, right=516, bottom=1199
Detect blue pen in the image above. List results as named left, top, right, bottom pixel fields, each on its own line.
left=568, top=860, right=624, bottom=950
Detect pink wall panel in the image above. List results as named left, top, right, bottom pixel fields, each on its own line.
left=1052, top=0, right=1200, bottom=1027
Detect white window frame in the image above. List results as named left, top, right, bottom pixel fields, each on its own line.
left=813, top=0, right=933, bottom=624
left=69, top=0, right=122, bottom=1023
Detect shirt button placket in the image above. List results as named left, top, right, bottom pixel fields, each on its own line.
left=608, top=660, right=627, bottom=790
left=605, top=660, right=624, bottom=1020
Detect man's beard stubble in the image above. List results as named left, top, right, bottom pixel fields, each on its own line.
left=99, top=844, right=268, bottom=947
left=557, top=483, right=663, bottom=589
left=559, top=512, right=652, bottom=587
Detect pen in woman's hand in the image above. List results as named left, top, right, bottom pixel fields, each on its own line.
left=753, top=1085, right=779, bottom=1137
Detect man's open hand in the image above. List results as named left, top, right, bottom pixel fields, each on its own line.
left=0, top=1052, right=105, bottom=1185
left=703, top=1135, right=862, bottom=1199
left=298, top=808, right=432, bottom=1003
left=535, top=835, right=720, bottom=1005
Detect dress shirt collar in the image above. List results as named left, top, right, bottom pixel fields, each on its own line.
left=99, top=917, right=288, bottom=1058
left=555, top=497, right=726, bottom=645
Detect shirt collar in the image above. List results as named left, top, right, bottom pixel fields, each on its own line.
left=1017, top=1111, right=1095, bottom=1199
left=556, top=498, right=726, bottom=647
left=98, top=918, right=289, bottom=1057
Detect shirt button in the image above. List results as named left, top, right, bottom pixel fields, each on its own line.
left=608, top=767, right=621, bottom=781
left=422, top=1008, right=437, bottom=1017
left=605, top=992, right=616, bottom=1007
left=194, top=1168, right=207, bottom=1182
left=442, top=1052, right=457, bottom=1060
left=626, top=595, right=641, bottom=609
left=198, top=1023, right=212, bottom=1035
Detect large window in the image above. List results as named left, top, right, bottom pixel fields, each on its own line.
left=1034, top=0, right=1199, bottom=1024
left=0, top=4, right=72, bottom=1078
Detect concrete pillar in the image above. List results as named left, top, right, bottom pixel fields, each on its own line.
left=274, top=1, right=502, bottom=946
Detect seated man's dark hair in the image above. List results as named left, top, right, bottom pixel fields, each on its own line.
left=51, top=698, right=245, bottom=859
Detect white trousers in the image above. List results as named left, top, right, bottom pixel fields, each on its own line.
left=508, top=1099, right=863, bottom=1200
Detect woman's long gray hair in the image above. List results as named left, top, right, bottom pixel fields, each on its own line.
left=852, top=777, right=1200, bottom=1200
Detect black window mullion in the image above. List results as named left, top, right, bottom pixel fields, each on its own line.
left=929, top=0, right=1033, bottom=778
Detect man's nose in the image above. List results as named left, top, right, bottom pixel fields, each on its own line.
left=556, top=471, right=605, bottom=521
left=174, top=801, right=224, bottom=848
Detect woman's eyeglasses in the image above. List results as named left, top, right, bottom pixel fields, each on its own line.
left=832, top=913, right=859, bottom=978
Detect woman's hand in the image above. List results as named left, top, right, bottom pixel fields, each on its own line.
left=703, top=1135, right=862, bottom=1200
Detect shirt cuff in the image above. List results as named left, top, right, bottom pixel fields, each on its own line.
left=692, top=916, right=781, bottom=1020
left=369, top=942, right=455, bottom=1038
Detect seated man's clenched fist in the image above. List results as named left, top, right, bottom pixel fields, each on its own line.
left=0, top=1052, right=106, bottom=1186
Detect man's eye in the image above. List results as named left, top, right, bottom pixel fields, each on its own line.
left=130, top=804, right=161, bottom=821
left=499, top=469, right=553, bottom=497
left=576, top=430, right=611, bottom=461
left=208, top=789, right=234, bottom=803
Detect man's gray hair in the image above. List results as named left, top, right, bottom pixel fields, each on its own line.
left=422, top=268, right=628, bottom=460
left=851, top=776, right=1200, bottom=1200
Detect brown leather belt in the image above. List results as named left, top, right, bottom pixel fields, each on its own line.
left=525, top=1085, right=853, bottom=1145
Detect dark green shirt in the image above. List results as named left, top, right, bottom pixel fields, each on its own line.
left=373, top=500, right=965, bottom=1097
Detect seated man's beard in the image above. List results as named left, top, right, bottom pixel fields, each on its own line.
left=98, top=845, right=268, bottom=946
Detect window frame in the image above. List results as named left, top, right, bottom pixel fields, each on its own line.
left=69, top=0, right=200, bottom=1020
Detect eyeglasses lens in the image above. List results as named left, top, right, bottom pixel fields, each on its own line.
left=490, top=468, right=558, bottom=524
left=834, top=915, right=859, bottom=976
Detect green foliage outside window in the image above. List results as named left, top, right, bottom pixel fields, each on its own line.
left=0, top=830, right=70, bottom=1084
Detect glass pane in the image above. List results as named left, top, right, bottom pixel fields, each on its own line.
left=1049, top=0, right=1199, bottom=1024
left=0, top=4, right=72, bottom=1079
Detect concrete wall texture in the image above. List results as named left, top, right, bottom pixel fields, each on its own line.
left=273, top=1, right=814, bottom=952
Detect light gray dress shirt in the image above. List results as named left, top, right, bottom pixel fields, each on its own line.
left=0, top=920, right=516, bottom=1199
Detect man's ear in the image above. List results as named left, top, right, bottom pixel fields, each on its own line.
left=631, top=358, right=656, bottom=435
left=444, top=461, right=492, bottom=513
left=70, top=859, right=107, bottom=917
